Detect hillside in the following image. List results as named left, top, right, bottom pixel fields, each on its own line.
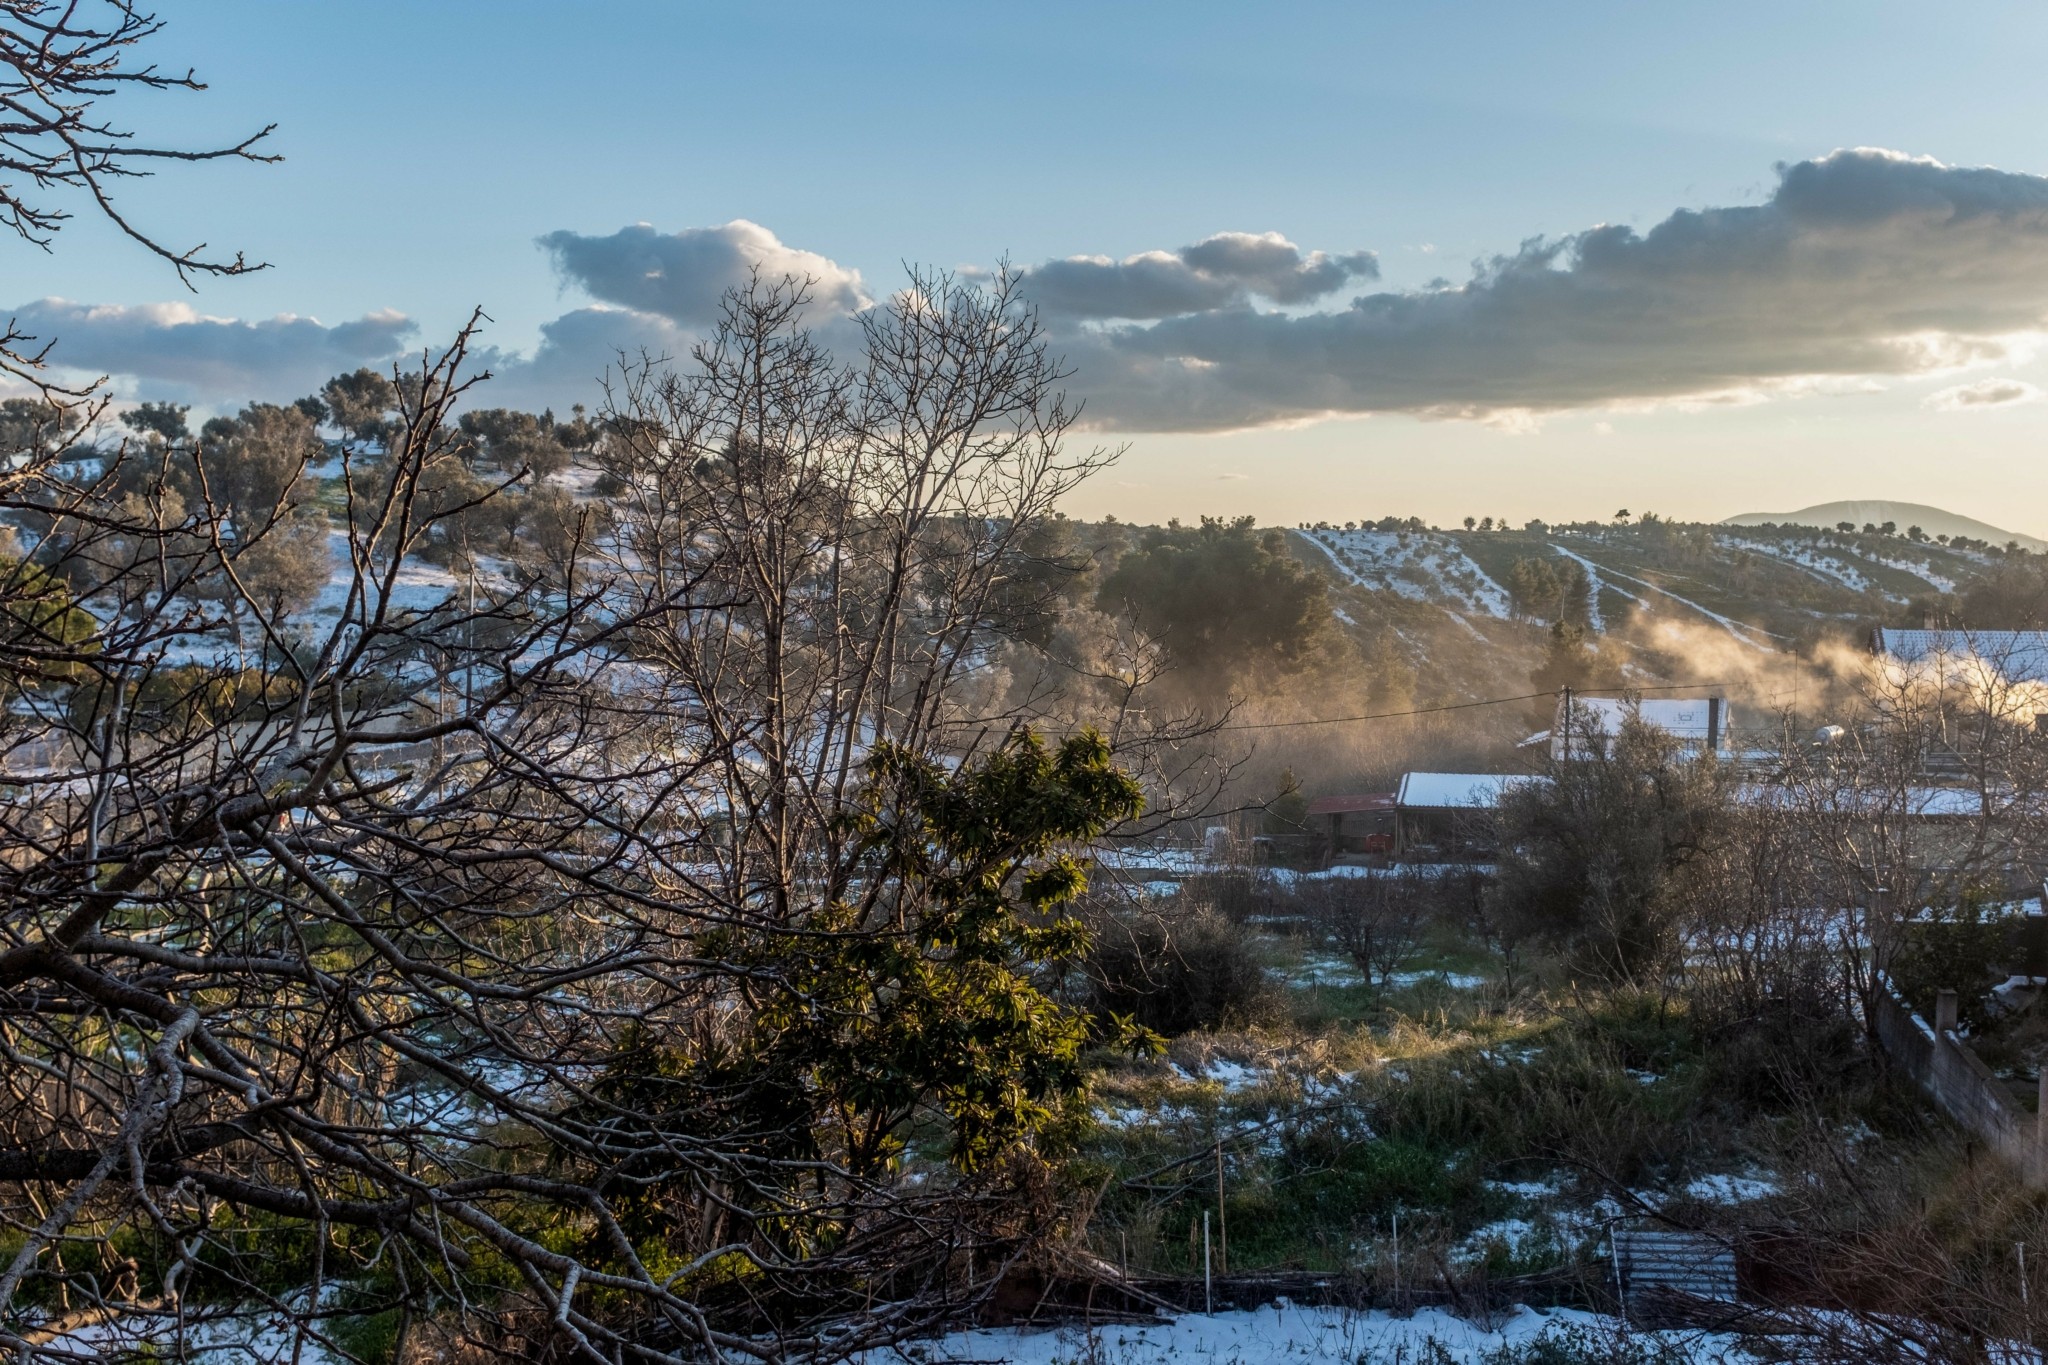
left=1722, top=500, right=2046, bottom=552
left=1281, top=514, right=2026, bottom=728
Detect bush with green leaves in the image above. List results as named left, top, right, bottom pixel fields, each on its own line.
left=556, top=729, right=1145, bottom=1301
left=1888, top=894, right=2012, bottom=1029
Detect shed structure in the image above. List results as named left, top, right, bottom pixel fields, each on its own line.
left=1304, top=793, right=1396, bottom=860
left=1392, top=772, right=1538, bottom=861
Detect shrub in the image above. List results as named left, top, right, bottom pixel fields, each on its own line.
left=1085, top=909, right=1274, bottom=1036
left=1180, top=867, right=1269, bottom=924
left=1888, top=899, right=2010, bottom=1030
left=1296, top=873, right=1425, bottom=986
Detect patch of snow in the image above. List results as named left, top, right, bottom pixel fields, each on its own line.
left=1548, top=546, right=1614, bottom=631
left=1385, top=969, right=1488, bottom=990
left=1451, top=1217, right=1548, bottom=1266
left=1095, top=846, right=1212, bottom=875
left=1298, top=530, right=1514, bottom=618
left=40, top=1297, right=344, bottom=1364
left=1683, top=1172, right=1780, bottom=1204
left=1095, top=1105, right=1151, bottom=1129
left=862, top=1302, right=1751, bottom=1365
left=1192, top=1058, right=1266, bottom=1094
left=1282, top=956, right=1366, bottom=988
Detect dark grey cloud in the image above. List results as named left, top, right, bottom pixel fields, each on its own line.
left=1020, top=231, right=1377, bottom=319
left=1061, top=149, right=2048, bottom=430
left=11, top=298, right=415, bottom=402
left=538, top=220, right=868, bottom=324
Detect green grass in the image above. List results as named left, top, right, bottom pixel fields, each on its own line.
left=1069, top=919, right=1943, bottom=1282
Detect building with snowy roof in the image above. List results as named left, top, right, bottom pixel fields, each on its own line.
left=1392, top=771, right=1543, bottom=861
left=1549, top=693, right=1731, bottom=760
left=1872, top=627, right=2048, bottom=688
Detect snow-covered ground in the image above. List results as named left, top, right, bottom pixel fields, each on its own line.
left=39, top=1298, right=344, bottom=1365
left=1719, top=533, right=1966, bottom=597
left=1561, top=555, right=1776, bottom=651
left=1547, top=546, right=1622, bottom=631
left=866, top=1302, right=1751, bottom=1365
left=1719, top=536, right=1880, bottom=595
left=1299, top=530, right=1513, bottom=618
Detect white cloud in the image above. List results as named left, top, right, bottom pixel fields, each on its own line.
left=469, top=306, right=698, bottom=411
left=1923, top=377, right=2043, bottom=410
left=537, top=220, right=867, bottom=324
left=8, top=298, right=415, bottom=401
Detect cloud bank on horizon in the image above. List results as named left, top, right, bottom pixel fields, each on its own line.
left=21, top=149, right=2048, bottom=429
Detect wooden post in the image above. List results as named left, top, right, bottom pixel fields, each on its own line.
left=2037, top=1071, right=2048, bottom=1183
left=1215, top=1143, right=1228, bottom=1277
left=1936, top=988, right=1959, bottom=1034
left=1392, top=1209, right=1401, bottom=1294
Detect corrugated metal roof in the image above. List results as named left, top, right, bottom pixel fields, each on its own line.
left=1874, top=628, right=2048, bottom=685
left=1395, top=772, right=1541, bottom=810
left=1305, top=793, right=1396, bottom=816
left=1613, top=1228, right=1736, bottom=1301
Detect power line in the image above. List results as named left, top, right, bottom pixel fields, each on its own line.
left=1214, top=681, right=1739, bottom=733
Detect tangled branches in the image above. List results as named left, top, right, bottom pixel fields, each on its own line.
left=0, top=281, right=1156, bottom=1361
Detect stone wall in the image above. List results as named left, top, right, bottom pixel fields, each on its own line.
left=1871, top=978, right=2046, bottom=1186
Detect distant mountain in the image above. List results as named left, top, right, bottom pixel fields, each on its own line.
left=1722, top=501, right=2046, bottom=552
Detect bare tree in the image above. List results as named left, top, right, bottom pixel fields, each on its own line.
left=1299, top=872, right=1424, bottom=987
left=0, top=279, right=1161, bottom=1362
left=1771, top=635, right=2048, bottom=1021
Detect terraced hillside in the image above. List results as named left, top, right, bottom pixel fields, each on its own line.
left=1302, top=519, right=1988, bottom=632
left=1285, top=516, right=2015, bottom=709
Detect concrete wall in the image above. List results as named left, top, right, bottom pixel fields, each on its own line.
left=1871, top=979, right=2046, bottom=1185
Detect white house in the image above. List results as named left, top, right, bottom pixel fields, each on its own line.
left=1549, top=694, right=1731, bottom=760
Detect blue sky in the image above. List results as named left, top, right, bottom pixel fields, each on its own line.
left=21, top=1, right=2048, bottom=533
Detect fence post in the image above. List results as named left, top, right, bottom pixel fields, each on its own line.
left=1935, top=989, right=1959, bottom=1034
left=2037, top=1070, right=2048, bottom=1183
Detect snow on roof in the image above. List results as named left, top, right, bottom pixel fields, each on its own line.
left=1396, top=772, right=1540, bottom=810
left=1564, top=695, right=1725, bottom=740
left=1734, top=783, right=1988, bottom=818
left=1873, top=628, right=2048, bottom=685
